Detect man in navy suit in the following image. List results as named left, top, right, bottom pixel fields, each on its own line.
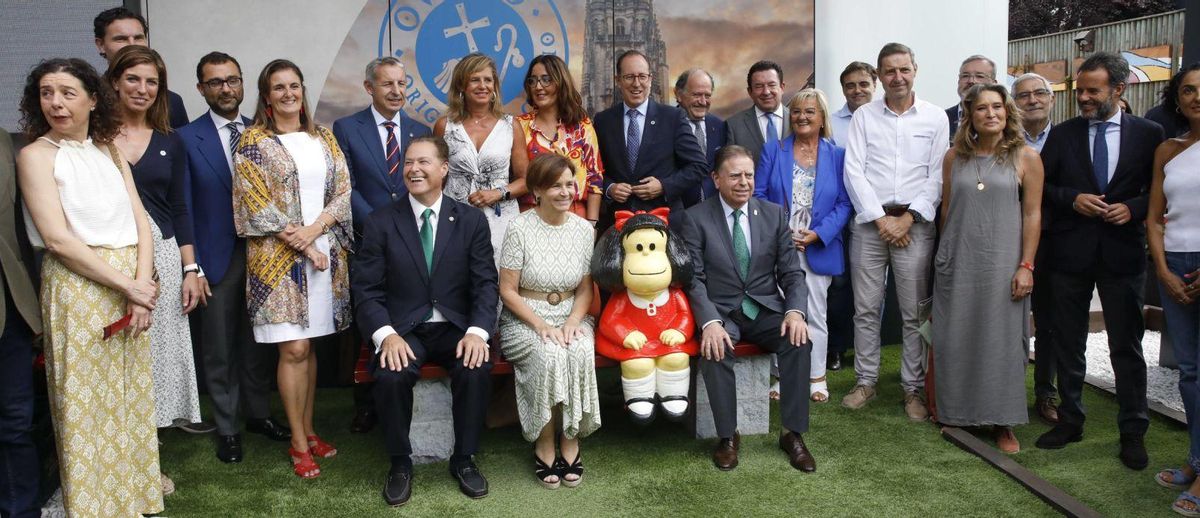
left=179, top=52, right=290, bottom=463
left=674, top=68, right=726, bottom=199
left=333, top=57, right=432, bottom=434
left=93, top=7, right=188, bottom=128
left=352, top=137, right=498, bottom=506
left=594, top=50, right=708, bottom=231
left=1034, top=52, right=1165, bottom=471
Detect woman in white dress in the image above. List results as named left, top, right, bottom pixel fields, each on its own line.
left=434, top=52, right=529, bottom=268
left=232, top=60, right=353, bottom=479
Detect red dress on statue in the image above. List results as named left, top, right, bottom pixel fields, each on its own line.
left=596, top=288, right=698, bottom=361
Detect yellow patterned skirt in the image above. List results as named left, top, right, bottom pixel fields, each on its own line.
left=41, top=246, right=162, bottom=518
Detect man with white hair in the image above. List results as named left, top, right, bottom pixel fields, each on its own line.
left=1014, top=73, right=1056, bottom=152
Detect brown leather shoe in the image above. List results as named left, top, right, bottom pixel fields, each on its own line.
left=1035, top=396, right=1059, bottom=424
left=779, top=431, right=816, bottom=472
left=994, top=426, right=1020, bottom=454
left=712, top=433, right=740, bottom=471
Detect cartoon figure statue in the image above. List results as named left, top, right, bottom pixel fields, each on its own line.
left=592, top=208, right=697, bottom=424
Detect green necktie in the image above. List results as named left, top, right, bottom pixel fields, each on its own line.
left=732, top=209, right=759, bottom=320
left=420, top=208, right=434, bottom=273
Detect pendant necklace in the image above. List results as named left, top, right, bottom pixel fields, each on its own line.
left=975, top=155, right=999, bottom=191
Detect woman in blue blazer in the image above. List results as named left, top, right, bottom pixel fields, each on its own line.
left=753, top=88, right=852, bottom=403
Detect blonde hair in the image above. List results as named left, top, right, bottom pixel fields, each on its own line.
left=952, top=83, right=1025, bottom=163
left=787, top=88, right=833, bottom=140
left=445, top=53, right=503, bottom=123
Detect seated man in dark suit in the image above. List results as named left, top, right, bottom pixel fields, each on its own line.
left=333, top=56, right=432, bottom=434
left=352, top=137, right=498, bottom=506
left=674, top=68, right=726, bottom=199
left=1034, top=52, right=1165, bottom=471
left=594, top=50, right=707, bottom=231
left=94, top=7, right=188, bottom=128
left=682, top=145, right=814, bottom=472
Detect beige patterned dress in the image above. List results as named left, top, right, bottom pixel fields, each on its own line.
left=499, top=210, right=600, bottom=441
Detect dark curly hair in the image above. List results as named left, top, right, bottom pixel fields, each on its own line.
left=19, top=58, right=120, bottom=143
left=1162, top=61, right=1200, bottom=130
left=590, top=212, right=693, bottom=291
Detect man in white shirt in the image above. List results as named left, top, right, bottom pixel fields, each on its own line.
left=725, top=60, right=789, bottom=166
left=840, top=42, right=949, bottom=421
left=830, top=62, right=877, bottom=147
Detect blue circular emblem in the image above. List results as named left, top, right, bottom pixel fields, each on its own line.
left=379, top=1, right=568, bottom=124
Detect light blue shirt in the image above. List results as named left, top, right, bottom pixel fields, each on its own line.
left=621, top=100, right=649, bottom=147
left=1023, top=121, right=1052, bottom=152
left=830, top=103, right=853, bottom=147
left=1087, top=110, right=1121, bottom=183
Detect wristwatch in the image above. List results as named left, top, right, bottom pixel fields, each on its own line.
left=183, top=263, right=205, bottom=277
left=906, top=209, right=927, bottom=223
left=498, top=185, right=511, bottom=201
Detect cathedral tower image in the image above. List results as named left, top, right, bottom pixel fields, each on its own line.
left=581, top=0, right=670, bottom=115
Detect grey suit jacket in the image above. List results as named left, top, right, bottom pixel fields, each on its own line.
left=682, top=196, right=806, bottom=340
left=0, top=130, right=42, bottom=334
left=724, top=106, right=791, bottom=166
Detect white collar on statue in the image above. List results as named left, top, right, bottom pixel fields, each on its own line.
left=628, top=290, right=670, bottom=309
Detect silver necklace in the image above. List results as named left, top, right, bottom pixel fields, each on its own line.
left=974, top=155, right=1000, bottom=191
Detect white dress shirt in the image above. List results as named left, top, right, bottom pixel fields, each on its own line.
left=371, top=105, right=403, bottom=153
left=830, top=104, right=854, bottom=147
left=371, top=194, right=490, bottom=351
left=1087, top=110, right=1122, bottom=183
left=621, top=100, right=649, bottom=145
left=755, top=105, right=785, bottom=142
left=210, top=111, right=244, bottom=171
left=720, top=195, right=752, bottom=254
left=1024, top=121, right=1052, bottom=152
left=842, top=96, right=950, bottom=223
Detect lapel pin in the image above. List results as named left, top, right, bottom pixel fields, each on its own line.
left=159, top=150, right=167, bottom=156
left=650, top=120, right=657, bottom=125
left=448, top=216, right=455, bottom=222
left=753, top=209, right=759, bottom=216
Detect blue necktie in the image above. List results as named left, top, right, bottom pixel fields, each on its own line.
left=765, top=113, right=779, bottom=146
left=383, top=121, right=402, bottom=190
left=1092, top=121, right=1110, bottom=192
left=626, top=109, right=641, bottom=172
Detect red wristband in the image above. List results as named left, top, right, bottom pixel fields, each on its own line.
left=1019, top=261, right=1035, bottom=272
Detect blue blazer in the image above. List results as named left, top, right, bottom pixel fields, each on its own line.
left=351, top=196, right=499, bottom=340
left=332, top=107, right=431, bottom=232
left=698, top=112, right=726, bottom=200
left=753, top=137, right=851, bottom=276
left=178, top=112, right=252, bottom=285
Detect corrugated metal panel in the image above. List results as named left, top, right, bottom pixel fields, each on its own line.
left=1008, top=10, right=1183, bottom=121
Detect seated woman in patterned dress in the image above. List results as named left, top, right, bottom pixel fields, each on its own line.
left=499, top=154, right=600, bottom=489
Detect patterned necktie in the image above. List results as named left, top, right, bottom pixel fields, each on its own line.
left=225, top=122, right=241, bottom=157
left=692, top=119, right=707, bottom=153
left=732, top=209, right=759, bottom=319
left=383, top=121, right=401, bottom=187
left=1092, top=121, right=1110, bottom=192
left=764, top=113, right=779, bottom=146
left=626, top=108, right=641, bottom=172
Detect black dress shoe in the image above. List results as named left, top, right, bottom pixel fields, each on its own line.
left=216, top=434, right=243, bottom=463
left=779, top=432, right=816, bottom=472
left=449, top=460, right=489, bottom=498
left=1119, top=433, right=1148, bottom=470
left=246, top=417, right=291, bottom=442
left=350, top=408, right=377, bottom=434
left=1034, top=423, right=1083, bottom=449
left=382, top=470, right=413, bottom=506
left=827, top=354, right=843, bottom=371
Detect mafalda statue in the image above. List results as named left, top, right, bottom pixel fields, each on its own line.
left=591, top=208, right=697, bottom=425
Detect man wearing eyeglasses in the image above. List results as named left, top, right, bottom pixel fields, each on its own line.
left=1014, top=73, right=1056, bottom=152
left=946, top=55, right=998, bottom=138
left=178, top=52, right=292, bottom=463
left=594, top=49, right=707, bottom=232
left=332, top=57, right=431, bottom=434
left=725, top=61, right=790, bottom=167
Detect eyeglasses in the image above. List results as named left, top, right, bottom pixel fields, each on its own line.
left=620, top=73, right=652, bottom=84
left=525, top=75, right=554, bottom=87
left=1015, top=89, right=1053, bottom=101
left=201, top=76, right=243, bottom=89
left=958, top=73, right=994, bottom=82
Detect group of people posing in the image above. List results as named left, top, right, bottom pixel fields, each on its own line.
left=5, top=6, right=1200, bottom=518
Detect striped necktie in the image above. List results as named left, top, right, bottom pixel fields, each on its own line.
left=225, top=122, right=241, bottom=157
left=383, top=121, right=402, bottom=187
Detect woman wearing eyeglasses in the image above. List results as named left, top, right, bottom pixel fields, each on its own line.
left=515, top=55, right=603, bottom=224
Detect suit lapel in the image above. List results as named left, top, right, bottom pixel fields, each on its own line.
left=1074, top=120, right=1100, bottom=191
left=391, top=198, right=431, bottom=284
left=634, top=101, right=659, bottom=176
left=196, top=116, right=233, bottom=193
left=1110, top=113, right=1134, bottom=185
left=431, top=198, right=457, bottom=276
left=607, top=106, right=631, bottom=178
left=355, top=109, right=389, bottom=180
left=748, top=198, right=771, bottom=276
left=708, top=199, right=738, bottom=279
left=744, top=110, right=765, bottom=149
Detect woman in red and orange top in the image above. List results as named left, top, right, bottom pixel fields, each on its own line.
left=516, top=55, right=603, bottom=223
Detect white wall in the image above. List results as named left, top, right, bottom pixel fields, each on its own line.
left=815, top=0, right=1008, bottom=111
left=145, top=0, right=368, bottom=122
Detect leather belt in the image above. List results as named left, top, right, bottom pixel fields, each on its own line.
left=883, top=204, right=910, bottom=217
left=518, top=288, right=575, bottom=306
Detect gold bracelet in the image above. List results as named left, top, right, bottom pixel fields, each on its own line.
left=320, top=220, right=330, bottom=233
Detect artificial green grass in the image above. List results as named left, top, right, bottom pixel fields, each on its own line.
left=157, top=346, right=1187, bottom=517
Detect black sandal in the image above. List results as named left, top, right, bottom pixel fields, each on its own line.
left=534, top=453, right=560, bottom=489
left=555, top=454, right=584, bottom=488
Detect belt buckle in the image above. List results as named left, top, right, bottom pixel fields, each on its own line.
left=547, top=292, right=562, bottom=306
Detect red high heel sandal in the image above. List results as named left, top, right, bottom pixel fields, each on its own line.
left=307, top=435, right=338, bottom=458
left=289, top=447, right=320, bottom=479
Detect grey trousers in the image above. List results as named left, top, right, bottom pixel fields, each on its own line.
left=849, top=221, right=934, bottom=392
left=196, top=241, right=273, bottom=435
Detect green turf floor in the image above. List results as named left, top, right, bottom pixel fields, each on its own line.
left=157, top=346, right=1190, bottom=517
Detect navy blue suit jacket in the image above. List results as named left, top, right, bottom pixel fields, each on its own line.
left=352, top=195, right=498, bottom=341
left=1040, top=113, right=1165, bottom=275
left=594, top=99, right=708, bottom=220
left=167, top=90, right=189, bottom=130
left=697, top=112, right=726, bottom=199
left=332, top=107, right=431, bottom=232
left=178, top=112, right=252, bottom=285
